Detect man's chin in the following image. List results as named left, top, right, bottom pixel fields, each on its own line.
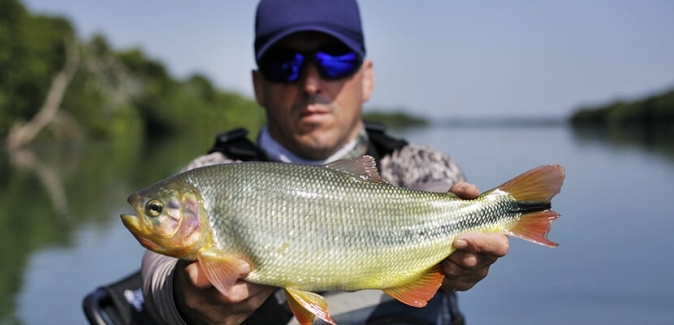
left=292, top=137, right=339, bottom=160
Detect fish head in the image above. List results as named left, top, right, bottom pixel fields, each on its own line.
left=121, top=178, right=207, bottom=259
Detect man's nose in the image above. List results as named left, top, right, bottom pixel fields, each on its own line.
left=300, top=62, right=321, bottom=95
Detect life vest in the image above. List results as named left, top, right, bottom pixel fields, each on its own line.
left=207, top=121, right=409, bottom=167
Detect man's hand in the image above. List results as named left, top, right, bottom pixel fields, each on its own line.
left=441, top=181, right=510, bottom=291
left=174, top=259, right=276, bottom=325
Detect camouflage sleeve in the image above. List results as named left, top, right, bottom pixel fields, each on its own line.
left=378, top=143, right=466, bottom=191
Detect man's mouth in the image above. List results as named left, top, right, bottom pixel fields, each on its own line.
left=300, top=110, right=327, bottom=117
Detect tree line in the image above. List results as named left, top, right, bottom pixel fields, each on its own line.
left=569, top=88, right=674, bottom=131
left=1, top=0, right=266, bottom=148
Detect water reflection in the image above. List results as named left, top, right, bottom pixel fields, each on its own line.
left=2, top=126, right=673, bottom=324
left=9, top=148, right=74, bottom=223
left=2, top=146, right=76, bottom=323
left=0, top=134, right=214, bottom=324
left=571, top=126, right=674, bottom=162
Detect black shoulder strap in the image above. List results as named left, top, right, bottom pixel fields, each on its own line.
left=364, top=121, right=408, bottom=164
left=208, top=128, right=268, bottom=161
left=208, top=122, right=408, bottom=165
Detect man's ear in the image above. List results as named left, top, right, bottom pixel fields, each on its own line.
left=252, top=70, right=266, bottom=107
left=361, top=60, right=375, bottom=102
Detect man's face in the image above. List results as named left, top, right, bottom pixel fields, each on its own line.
left=253, top=32, right=374, bottom=160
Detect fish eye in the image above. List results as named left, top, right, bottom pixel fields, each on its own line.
left=146, top=200, right=163, bottom=217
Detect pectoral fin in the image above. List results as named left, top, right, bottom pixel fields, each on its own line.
left=383, top=264, right=444, bottom=307
left=197, top=249, right=246, bottom=297
left=284, top=287, right=335, bottom=325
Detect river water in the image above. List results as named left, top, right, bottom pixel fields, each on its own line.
left=1, top=124, right=673, bottom=324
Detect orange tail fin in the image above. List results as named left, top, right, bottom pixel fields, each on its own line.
left=498, top=165, right=565, bottom=203
left=498, top=165, right=565, bottom=248
left=509, top=210, right=560, bottom=247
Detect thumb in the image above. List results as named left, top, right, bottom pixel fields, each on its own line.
left=185, top=261, right=213, bottom=288
left=450, top=181, right=479, bottom=199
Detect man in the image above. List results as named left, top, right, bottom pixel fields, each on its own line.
left=141, top=0, right=509, bottom=324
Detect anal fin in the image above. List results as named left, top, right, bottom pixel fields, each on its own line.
left=383, top=264, right=444, bottom=307
left=284, top=287, right=335, bottom=325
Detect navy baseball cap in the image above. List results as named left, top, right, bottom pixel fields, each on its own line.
left=254, top=0, right=366, bottom=63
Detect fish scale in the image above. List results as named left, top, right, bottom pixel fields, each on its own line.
left=121, top=156, right=564, bottom=325
left=173, top=161, right=511, bottom=290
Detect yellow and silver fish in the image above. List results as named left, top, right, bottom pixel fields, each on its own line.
left=121, top=155, right=564, bottom=325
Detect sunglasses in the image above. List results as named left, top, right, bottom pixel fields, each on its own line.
left=258, top=47, right=363, bottom=83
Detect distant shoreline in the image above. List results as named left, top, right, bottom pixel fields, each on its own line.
left=434, top=117, right=566, bottom=128
left=569, top=88, right=673, bottom=130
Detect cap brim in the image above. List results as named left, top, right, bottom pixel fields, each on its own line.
left=256, top=25, right=364, bottom=62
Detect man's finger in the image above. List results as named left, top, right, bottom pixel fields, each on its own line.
left=449, top=181, right=479, bottom=199
left=441, top=259, right=489, bottom=292
left=454, top=232, right=509, bottom=256
left=447, top=250, right=498, bottom=269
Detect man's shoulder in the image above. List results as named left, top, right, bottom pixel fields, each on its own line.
left=181, top=152, right=238, bottom=172
left=182, top=128, right=261, bottom=171
left=379, top=143, right=465, bottom=190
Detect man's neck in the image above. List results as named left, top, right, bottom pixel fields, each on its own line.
left=257, top=126, right=368, bottom=165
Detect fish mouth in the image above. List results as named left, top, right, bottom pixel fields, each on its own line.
left=121, top=213, right=141, bottom=232
left=122, top=193, right=144, bottom=231
left=121, top=213, right=162, bottom=251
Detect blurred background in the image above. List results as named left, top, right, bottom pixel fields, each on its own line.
left=1, top=0, right=673, bottom=324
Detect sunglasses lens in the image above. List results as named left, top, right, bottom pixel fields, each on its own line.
left=259, top=49, right=362, bottom=82
left=260, top=52, right=304, bottom=82
left=315, top=51, right=361, bottom=80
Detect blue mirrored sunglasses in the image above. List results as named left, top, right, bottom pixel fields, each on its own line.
left=259, top=49, right=363, bottom=83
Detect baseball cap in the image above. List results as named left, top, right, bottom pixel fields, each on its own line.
left=254, top=0, right=366, bottom=63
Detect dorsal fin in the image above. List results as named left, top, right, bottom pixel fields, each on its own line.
left=324, top=155, right=385, bottom=183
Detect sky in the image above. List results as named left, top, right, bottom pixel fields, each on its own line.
left=22, top=0, right=674, bottom=119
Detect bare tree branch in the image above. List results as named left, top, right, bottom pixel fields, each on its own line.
left=5, top=37, right=81, bottom=149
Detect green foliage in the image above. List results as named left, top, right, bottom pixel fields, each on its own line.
left=570, top=88, right=674, bottom=129
left=1, top=0, right=265, bottom=144
left=115, top=47, right=265, bottom=139
left=0, top=0, right=75, bottom=135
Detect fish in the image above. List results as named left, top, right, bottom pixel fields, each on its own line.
left=121, top=155, right=564, bottom=325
